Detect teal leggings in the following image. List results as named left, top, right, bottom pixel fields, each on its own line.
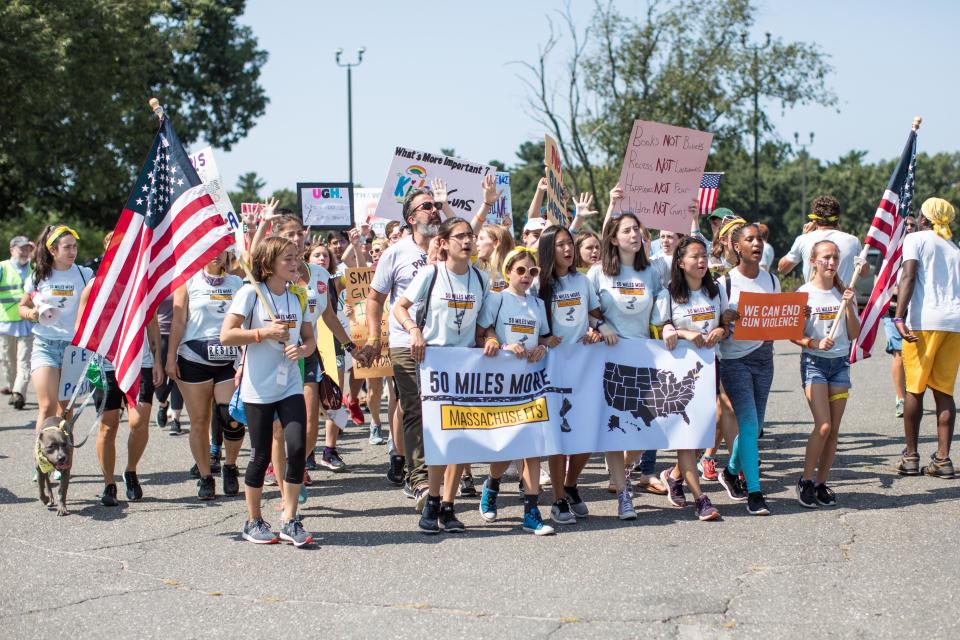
left=718, top=343, right=774, bottom=493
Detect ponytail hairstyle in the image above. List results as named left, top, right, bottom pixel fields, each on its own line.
left=537, top=225, right=574, bottom=330
left=33, top=224, right=78, bottom=287
left=809, top=239, right=845, bottom=292
left=476, top=224, right=514, bottom=282
left=712, top=217, right=746, bottom=265
left=668, top=236, right=718, bottom=304
left=600, top=213, right=649, bottom=276
left=435, top=217, right=471, bottom=262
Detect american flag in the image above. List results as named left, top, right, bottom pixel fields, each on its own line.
left=698, top=172, right=723, bottom=216
left=850, top=129, right=917, bottom=363
left=73, top=116, right=233, bottom=399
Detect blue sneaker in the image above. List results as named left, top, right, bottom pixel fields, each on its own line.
left=298, top=483, right=307, bottom=504
left=479, top=478, right=498, bottom=522
left=522, top=507, right=555, bottom=536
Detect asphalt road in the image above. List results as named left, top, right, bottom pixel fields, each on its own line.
left=1, top=340, right=958, bottom=639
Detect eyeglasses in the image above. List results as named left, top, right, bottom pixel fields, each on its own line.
left=415, top=202, right=440, bottom=212
left=513, top=266, right=540, bottom=278
left=450, top=231, right=476, bottom=242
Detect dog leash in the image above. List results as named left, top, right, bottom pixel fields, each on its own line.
left=63, top=358, right=108, bottom=449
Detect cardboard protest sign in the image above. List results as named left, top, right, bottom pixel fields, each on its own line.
left=486, top=171, right=513, bottom=227
left=374, top=147, right=495, bottom=223
left=617, top=120, right=713, bottom=233
left=735, top=292, right=808, bottom=341
left=188, top=147, right=242, bottom=253
left=543, top=134, right=569, bottom=226
left=344, top=267, right=392, bottom=378
left=297, top=182, right=354, bottom=229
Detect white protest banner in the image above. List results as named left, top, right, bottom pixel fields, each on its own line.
left=487, top=171, right=513, bottom=226
left=374, top=147, right=495, bottom=222
left=188, top=147, right=242, bottom=253
left=617, top=120, right=713, bottom=233
left=420, top=340, right=715, bottom=464
left=59, top=346, right=91, bottom=401
left=297, top=182, right=354, bottom=229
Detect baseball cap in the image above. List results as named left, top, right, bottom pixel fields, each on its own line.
left=707, top=207, right=735, bottom=221
left=10, top=235, right=35, bottom=249
left=522, top=217, right=550, bottom=234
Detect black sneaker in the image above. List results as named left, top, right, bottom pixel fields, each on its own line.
left=814, top=483, right=837, bottom=506
left=209, top=454, right=221, bottom=475
left=222, top=464, right=240, bottom=496
left=439, top=505, right=465, bottom=532
left=189, top=463, right=201, bottom=479
left=100, top=483, right=119, bottom=507
left=123, top=470, right=143, bottom=501
left=11, top=392, right=25, bottom=410
left=387, top=454, right=405, bottom=485
left=459, top=474, right=478, bottom=497
left=402, top=481, right=416, bottom=499
left=198, top=475, right=216, bottom=500
left=796, top=478, right=818, bottom=509
left=747, top=491, right=770, bottom=516
left=719, top=467, right=747, bottom=502
left=156, top=403, right=168, bottom=429
left=168, top=418, right=182, bottom=436
left=305, top=451, right=320, bottom=471
left=419, top=498, right=441, bottom=534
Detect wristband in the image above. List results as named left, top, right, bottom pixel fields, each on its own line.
left=894, top=318, right=905, bottom=324
left=344, top=341, right=356, bottom=353
left=484, top=201, right=496, bottom=206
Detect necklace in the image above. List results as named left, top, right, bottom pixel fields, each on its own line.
left=442, top=263, right=472, bottom=335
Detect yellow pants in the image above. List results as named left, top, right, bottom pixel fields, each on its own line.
left=902, top=330, right=960, bottom=395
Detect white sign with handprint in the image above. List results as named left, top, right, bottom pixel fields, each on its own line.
left=374, top=147, right=495, bottom=222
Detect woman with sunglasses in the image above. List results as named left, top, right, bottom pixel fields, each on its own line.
left=476, top=247, right=554, bottom=535
left=536, top=225, right=607, bottom=524
left=20, top=226, right=93, bottom=445
left=587, top=210, right=665, bottom=520
left=655, top=236, right=726, bottom=520
left=392, top=217, right=487, bottom=534
left=717, top=222, right=782, bottom=516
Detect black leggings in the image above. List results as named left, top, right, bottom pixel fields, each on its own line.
left=244, top=395, right=307, bottom=489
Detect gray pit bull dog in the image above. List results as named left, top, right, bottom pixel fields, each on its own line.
left=35, top=416, right=73, bottom=516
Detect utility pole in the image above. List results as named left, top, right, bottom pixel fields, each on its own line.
left=742, top=32, right=770, bottom=215
left=335, top=47, right=365, bottom=184
left=794, top=132, right=814, bottom=216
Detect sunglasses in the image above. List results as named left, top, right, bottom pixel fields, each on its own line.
left=450, top=231, right=476, bottom=242
left=513, top=266, right=540, bottom=278
left=415, top=202, right=440, bottom=212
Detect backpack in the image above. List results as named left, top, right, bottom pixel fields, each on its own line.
left=415, top=264, right=486, bottom=331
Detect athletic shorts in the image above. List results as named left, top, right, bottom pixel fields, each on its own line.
left=303, top=349, right=321, bottom=384
left=177, top=356, right=235, bottom=385
left=882, top=317, right=903, bottom=354
left=800, top=352, right=851, bottom=389
left=95, top=368, right=155, bottom=411
left=902, top=330, right=960, bottom=395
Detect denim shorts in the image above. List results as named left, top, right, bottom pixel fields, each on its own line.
left=882, top=317, right=902, bottom=354
left=31, top=336, right=71, bottom=371
left=801, top=352, right=851, bottom=388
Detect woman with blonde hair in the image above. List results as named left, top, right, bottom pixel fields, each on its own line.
left=476, top=224, right=514, bottom=293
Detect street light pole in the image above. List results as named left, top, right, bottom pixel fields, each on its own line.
left=742, top=32, right=770, bottom=215
left=794, top=132, right=814, bottom=216
left=335, top=47, right=365, bottom=184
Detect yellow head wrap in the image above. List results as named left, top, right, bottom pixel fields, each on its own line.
left=501, top=247, right=537, bottom=282
left=718, top=217, right=747, bottom=239
left=920, top=197, right=956, bottom=240
left=807, top=212, right=840, bottom=223
left=45, top=226, right=79, bottom=249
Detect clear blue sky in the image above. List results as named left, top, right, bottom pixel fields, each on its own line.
left=211, top=0, right=960, bottom=196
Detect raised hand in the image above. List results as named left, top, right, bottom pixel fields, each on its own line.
left=537, top=177, right=548, bottom=194
left=575, top=192, right=599, bottom=219
left=261, top=197, right=279, bottom=221
left=430, top=179, right=448, bottom=206
left=481, top=175, right=501, bottom=206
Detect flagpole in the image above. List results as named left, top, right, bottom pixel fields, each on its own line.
left=148, top=97, right=165, bottom=121
left=826, top=116, right=922, bottom=341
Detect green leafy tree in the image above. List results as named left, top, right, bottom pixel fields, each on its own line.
left=228, top=171, right=267, bottom=206
left=0, top=0, right=268, bottom=227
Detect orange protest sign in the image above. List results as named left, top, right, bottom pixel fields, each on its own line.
left=734, top=292, right=808, bottom=341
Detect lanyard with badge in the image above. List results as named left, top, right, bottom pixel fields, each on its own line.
left=266, top=285, right=294, bottom=387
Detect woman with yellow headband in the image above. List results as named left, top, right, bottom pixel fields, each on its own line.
left=19, top=225, right=93, bottom=447
left=778, top=195, right=866, bottom=287
left=476, top=246, right=554, bottom=535
left=893, top=197, right=960, bottom=479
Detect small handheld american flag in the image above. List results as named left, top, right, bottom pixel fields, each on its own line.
left=698, top=173, right=723, bottom=216
left=73, top=102, right=233, bottom=400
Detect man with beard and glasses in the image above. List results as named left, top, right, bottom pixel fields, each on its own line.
left=357, top=188, right=440, bottom=508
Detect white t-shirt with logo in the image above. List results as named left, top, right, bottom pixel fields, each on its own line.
left=547, top=271, right=600, bottom=343
left=655, top=285, right=728, bottom=352
left=479, top=289, right=549, bottom=348
left=784, top=229, right=862, bottom=286
left=402, top=263, right=484, bottom=348
left=586, top=263, right=664, bottom=339
left=718, top=268, right=781, bottom=360
left=901, top=230, right=960, bottom=332
left=229, top=284, right=305, bottom=403
left=304, top=263, right=331, bottom=325
left=179, top=272, right=244, bottom=364
left=798, top=283, right=850, bottom=358
left=25, top=264, right=93, bottom=341
left=370, top=236, right=429, bottom=349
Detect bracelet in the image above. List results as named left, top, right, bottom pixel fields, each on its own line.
left=483, top=201, right=496, bottom=206
left=254, top=329, right=262, bottom=344
left=894, top=318, right=905, bottom=324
